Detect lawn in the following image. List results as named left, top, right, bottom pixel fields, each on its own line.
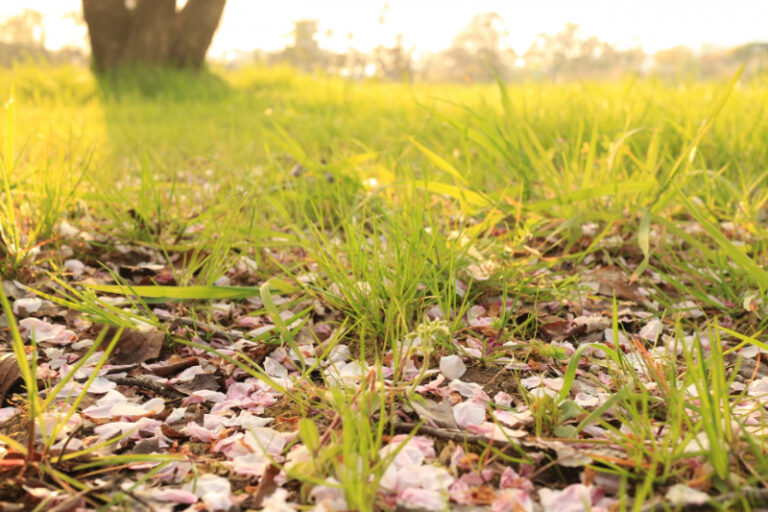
left=2, top=63, right=768, bottom=511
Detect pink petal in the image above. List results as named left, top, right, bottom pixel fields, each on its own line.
left=182, top=389, right=226, bottom=405
left=184, top=421, right=217, bottom=442
left=539, top=484, right=597, bottom=512
left=453, top=399, right=486, bottom=427
left=494, top=391, right=513, bottom=407
left=574, top=392, right=600, bottom=407
left=151, top=488, right=198, bottom=504
left=12, top=298, right=42, bottom=315
left=184, top=474, right=232, bottom=511
left=263, top=488, right=299, bottom=511
left=448, top=479, right=472, bottom=504
left=228, top=454, right=268, bottom=477
left=172, top=365, right=205, bottom=382
left=665, top=484, right=709, bottom=506
left=493, top=489, right=533, bottom=512
left=448, top=380, right=489, bottom=401
left=310, top=478, right=348, bottom=511
left=244, top=427, right=286, bottom=456
left=638, top=318, right=661, bottom=341
left=397, top=488, right=446, bottom=511
left=19, top=318, right=76, bottom=344
left=152, top=461, right=192, bottom=483
left=439, top=355, right=466, bottom=380
left=500, top=466, right=534, bottom=493
left=0, top=407, right=17, bottom=424
left=380, top=435, right=435, bottom=468
left=495, top=409, right=532, bottom=428
left=164, top=407, right=187, bottom=424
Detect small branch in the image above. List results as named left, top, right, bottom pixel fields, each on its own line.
left=392, top=420, right=512, bottom=448
left=171, top=317, right=241, bottom=342
left=56, top=424, right=84, bottom=466
left=639, top=487, right=768, bottom=512
left=104, top=375, right=186, bottom=400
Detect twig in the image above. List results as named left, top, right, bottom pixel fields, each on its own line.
left=171, top=317, right=241, bottom=342
left=747, top=350, right=762, bottom=387
left=639, top=487, right=768, bottom=512
left=104, top=375, right=186, bottom=399
left=251, top=464, right=281, bottom=508
left=392, top=420, right=512, bottom=448
left=56, top=424, right=84, bottom=465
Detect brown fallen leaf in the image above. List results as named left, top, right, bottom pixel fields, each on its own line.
left=148, top=356, right=200, bottom=377
left=587, top=265, right=645, bottom=302
left=437, top=440, right=457, bottom=466
left=410, top=398, right=459, bottom=429
left=0, top=353, right=22, bottom=405
left=160, top=423, right=186, bottom=439
left=132, top=438, right=162, bottom=454
left=172, top=373, right=219, bottom=395
left=472, top=484, right=497, bottom=505
left=540, top=319, right=570, bottom=339
left=102, top=326, right=165, bottom=366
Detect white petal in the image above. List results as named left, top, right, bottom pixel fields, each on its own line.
left=439, top=355, right=466, bottom=380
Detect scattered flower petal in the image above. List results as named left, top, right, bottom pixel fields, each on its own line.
left=439, top=355, right=466, bottom=380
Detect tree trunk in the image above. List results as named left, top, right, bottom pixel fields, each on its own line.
left=121, top=0, right=177, bottom=66
left=171, top=0, right=227, bottom=69
left=82, top=0, right=131, bottom=72
left=81, top=0, right=226, bottom=72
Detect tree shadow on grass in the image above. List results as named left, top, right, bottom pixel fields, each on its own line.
left=95, top=65, right=232, bottom=102
left=95, top=66, right=236, bottom=162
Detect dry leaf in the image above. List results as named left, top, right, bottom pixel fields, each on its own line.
left=173, top=373, right=219, bottom=395
left=587, top=266, right=644, bottom=302
left=540, top=319, right=571, bottom=339
left=411, top=398, right=459, bottom=429
left=103, top=326, right=165, bottom=365
left=0, top=353, right=21, bottom=404
left=472, top=485, right=497, bottom=505
left=148, top=356, right=199, bottom=377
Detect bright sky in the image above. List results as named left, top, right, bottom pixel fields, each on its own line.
left=3, top=0, right=767, bottom=57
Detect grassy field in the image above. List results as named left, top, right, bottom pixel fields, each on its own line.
left=2, top=64, right=768, bottom=510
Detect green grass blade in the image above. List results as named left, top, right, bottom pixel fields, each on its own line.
left=87, top=283, right=285, bottom=300
left=409, top=137, right=468, bottom=185
left=678, top=188, right=768, bottom=289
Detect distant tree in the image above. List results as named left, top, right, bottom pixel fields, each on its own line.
left=81, top=0, right=226, bottom=72
left=0, top=9, right=45, bottom=47
left=273, top=19, right=347, bottom=74
left=372, top=34, right=413, bottom=81
left=443, top=12, right=513, bottom=82
left=653, top=45, right=698, bottom=79
left=525, top=23, right=582, bottom=80
left=371, top=6, right=412, bottom=81
left=340, top=34, right=369, bottom=79
left=283, top=20, right=322, bottom=71
left=731, top=42, right=768, bottom=77
left=696, top=46, right=737, bottom=79
left=732, top=42, right=768, bottom=61
left=0, top=9, right=49, bottom=66
left=525, top=23, right=644, bottom=80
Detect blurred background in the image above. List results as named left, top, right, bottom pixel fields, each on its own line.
left=0, top=0, right=766, bottom=81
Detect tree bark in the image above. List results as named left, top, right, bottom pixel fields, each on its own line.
left=82, top=0, right=131, bottom=72
left=171, top=0, right=227, bottom=69
left=81, top=0, right=226, bottom=72
left=122, top=0, right=177, bottom=66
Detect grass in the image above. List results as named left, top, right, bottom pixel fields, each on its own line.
left=1, top=62, right=768, bottom=510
